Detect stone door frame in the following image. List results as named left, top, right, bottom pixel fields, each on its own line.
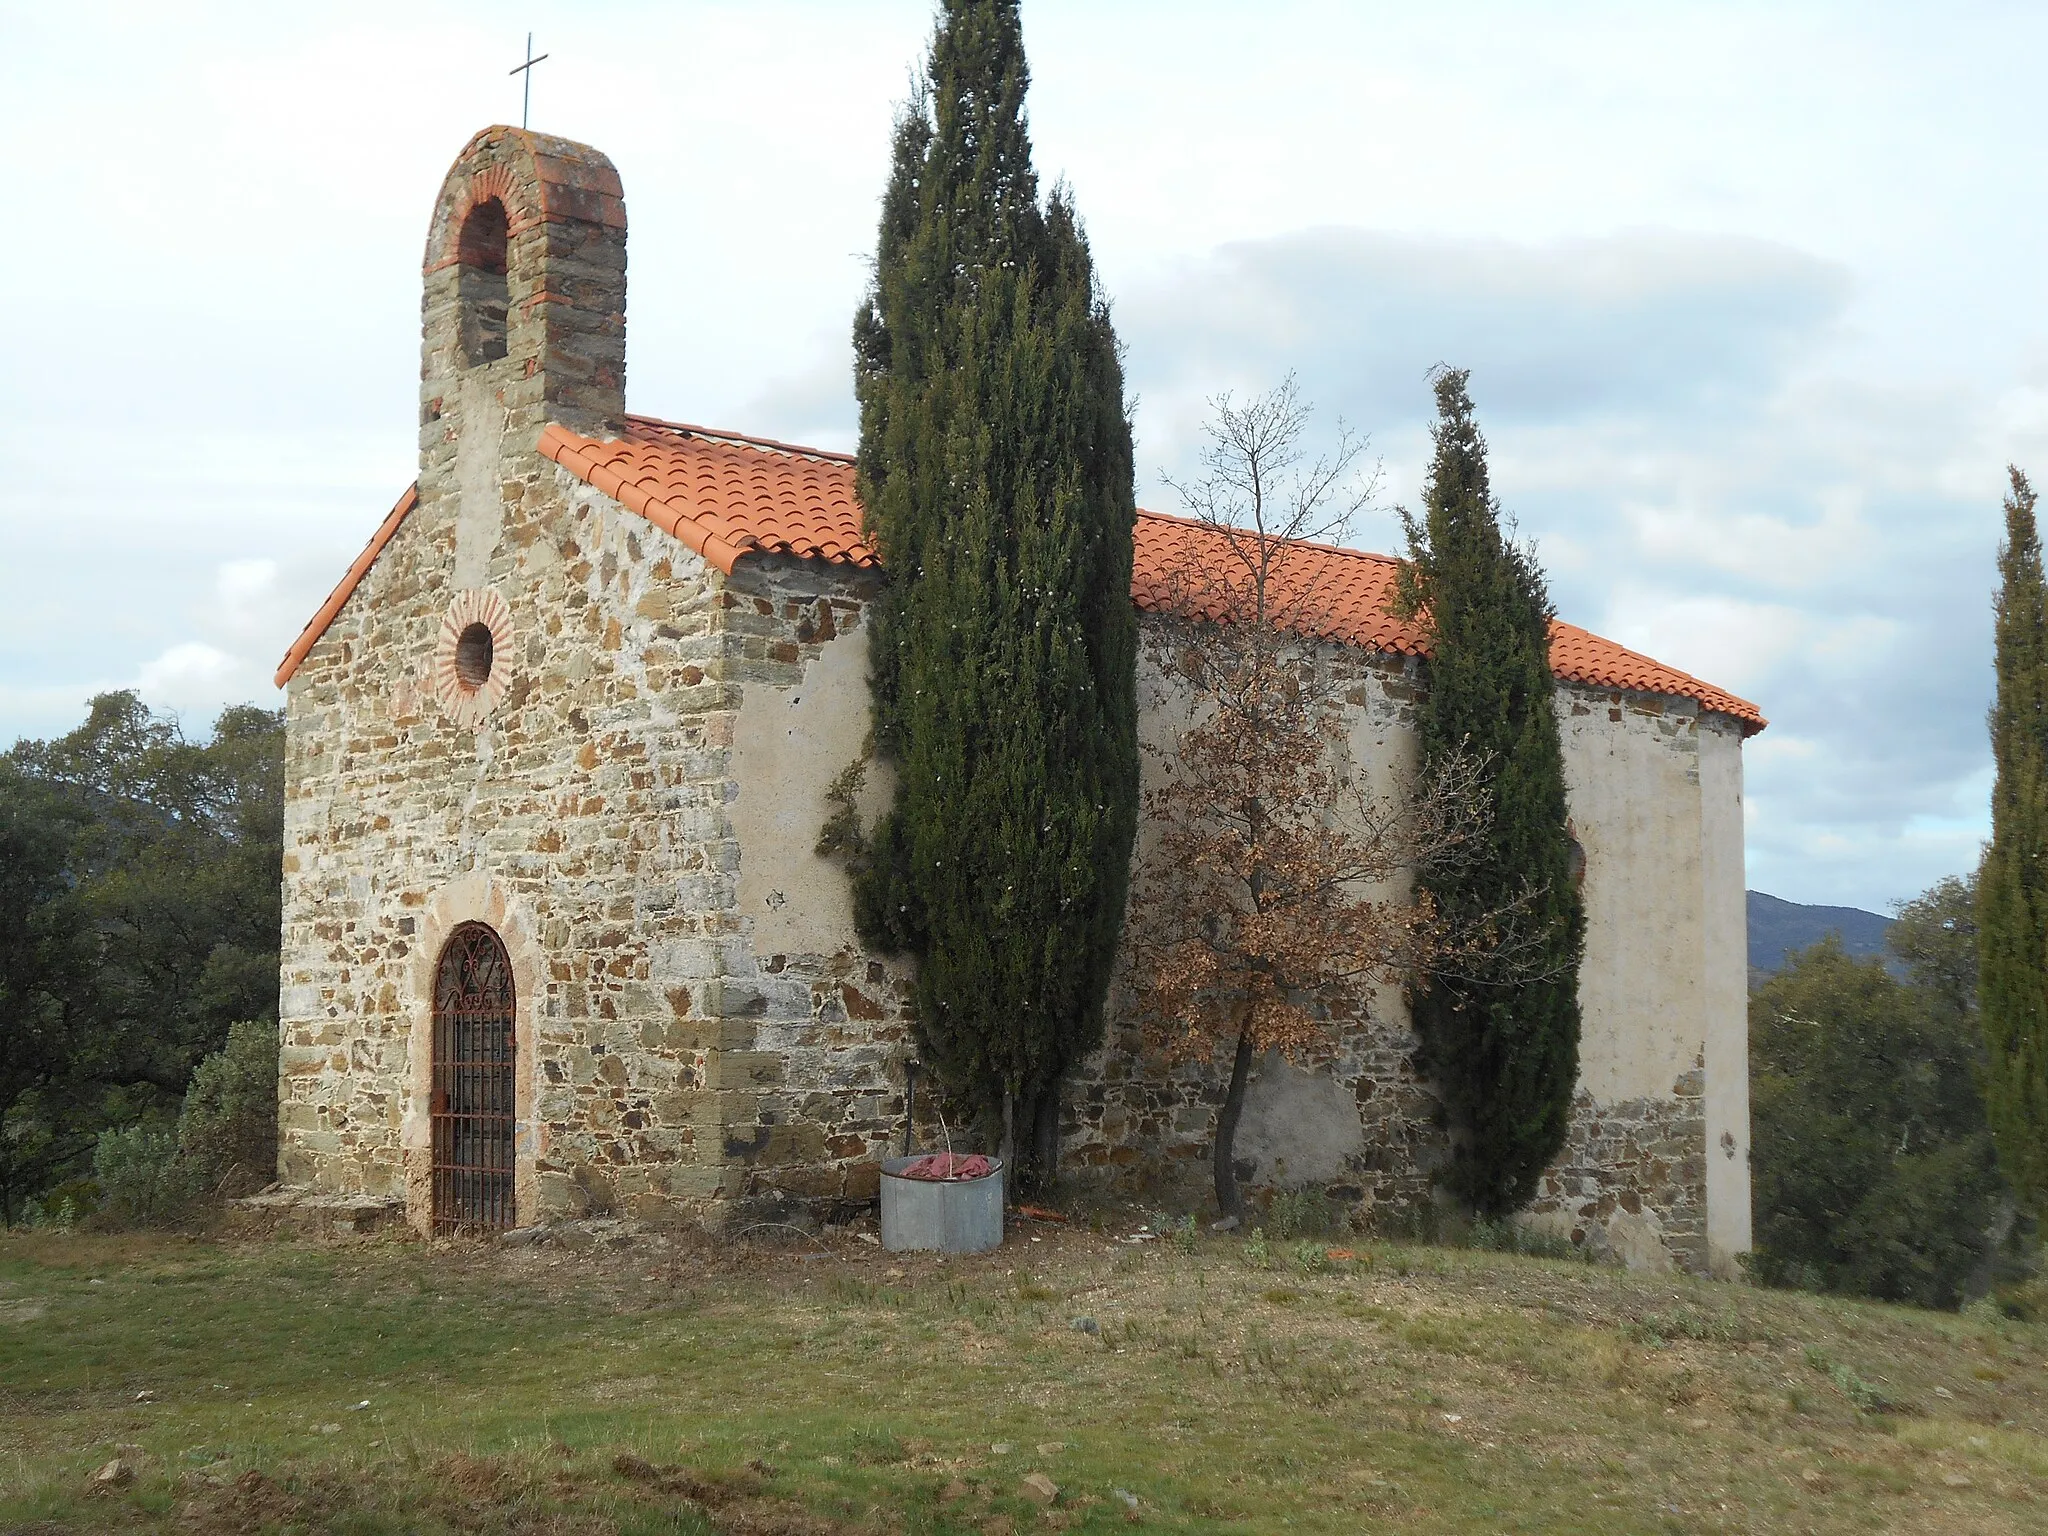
left=402, top=873, right=543, bottom=1236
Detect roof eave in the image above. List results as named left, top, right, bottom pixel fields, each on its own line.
left=273, top=484, right=420, bottom=687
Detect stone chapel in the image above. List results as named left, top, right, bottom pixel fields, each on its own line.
left=274, top=126, right=1763, bottom=1274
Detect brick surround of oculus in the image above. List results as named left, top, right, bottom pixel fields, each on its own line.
left=275, top=125, right=1761, bottom=1273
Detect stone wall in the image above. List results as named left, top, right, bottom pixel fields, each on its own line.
left=1060, top=1024, right=1710, bottom=1271
left=1528, top=1066, right=1708, bottom=1271
left=717, top=552, right=918, bottom=1216
left=705, top=589, right=1732, bottom=1269
left=285, top=486, right=1734, bottom=1267
left=280, top=125, right=791, bottom=1234
left=281, top=490, right=921, bottom=1229
left=280, top=468, right=739, bottom=1226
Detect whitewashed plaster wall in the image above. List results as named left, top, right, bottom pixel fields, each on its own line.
left=730, top=621, right=892, bottom=961
left=1699, top=718, right=1753, bottom=1274
left=712, top=601, right=1751, bottom=1270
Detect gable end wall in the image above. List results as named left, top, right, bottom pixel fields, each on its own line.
left=279, top=463, right=740, bottom=1228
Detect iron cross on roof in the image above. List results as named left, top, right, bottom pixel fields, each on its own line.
left=510, top=33, right=549, bottom=129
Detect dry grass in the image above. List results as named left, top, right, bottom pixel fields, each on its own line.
left=1, top=1219, right=2045, bottom=1532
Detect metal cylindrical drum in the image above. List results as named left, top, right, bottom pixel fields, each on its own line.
left=878, top=1156, right=1005, bottom=1254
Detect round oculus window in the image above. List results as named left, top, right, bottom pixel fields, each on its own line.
left=432, top=589, right=514, bottom=727
left=454, top=622, right=495, bottom=687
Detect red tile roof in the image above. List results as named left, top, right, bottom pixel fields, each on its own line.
left=1129, top=508, right=1765, bottom=730
left=275, top=419, right=1765, bottom=731
left=539, top=416, right=872, bottom=573
left=1130, top=508, right=1424, bottom=656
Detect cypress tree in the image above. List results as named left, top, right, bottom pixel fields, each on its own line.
left=849, top=0, right=1139, bottom=1182
left=1399, top=369, right=1585, bottom=1216
left=1977, top=466, right=2048, bottom=1213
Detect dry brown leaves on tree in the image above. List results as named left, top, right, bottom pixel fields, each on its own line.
left=1128, top=379, right=1518, bottom=1069
left=1127, top=618, right=1503, bottom=1066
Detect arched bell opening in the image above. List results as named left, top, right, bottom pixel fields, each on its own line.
left=454, top=196, right=510, bottom=366
left=431, top=921, right=517, bottom=1231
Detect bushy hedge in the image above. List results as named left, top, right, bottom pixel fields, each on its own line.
left=41, top=1020, right=278, bottom=1229
left=178, top=1018, right=279, bottom=1197
left=90, top=1123, right=196, bottom=1227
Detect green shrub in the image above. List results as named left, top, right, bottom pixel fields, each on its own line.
left=1385, top=1200, right=1443, bottom=1246
left=1830, top=1362, right=1890, bottom=1414
left=1268, top=1188, right=1339, bottom=1240
left=1750, top=911, right=2007, bottom=1310
left=1462, top=1214, right=1589, bottom=1263
left=1741, top=1250, right=1825, bottom=1292
left=1990, top=1275, right=2048, bottom=1321
left=1464, top=1215, right=1510, bottom=1251
left=178, top=1019, right=277, bottom=1195
left=91, top=1123, right=197, bottom=1226
left=1290, top=1240, right=1333, bottom=1277
left=1519, top=1226, right=1586, bottom=1262
left=23, top=1177, right=100, bottom=1227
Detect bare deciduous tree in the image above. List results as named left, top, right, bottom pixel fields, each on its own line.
left=1127, top=380, right=1521, bottom=1221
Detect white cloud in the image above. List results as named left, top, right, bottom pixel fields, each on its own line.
left=1597, top=591, right=1809, bottom=701
left=1622, top=490, right=1870, bottom=591
left=733, top=341, right=860, bottom=454
left=137, top=642, right=237, bottom=692
left=1117, top=218, right=2014, bottom=909
left=8, top=0, right=2046, bottom=911
left=1120, top=227, right=1849, bottom=441
left=217, top=559, right=280, bottom=610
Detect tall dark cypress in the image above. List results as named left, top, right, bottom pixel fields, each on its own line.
left=850, top=1, right=1139, bottom=1183
left=1399, top=369, right=1585, bottom=1215
left=1977, top=467, right=2048, bottom=1214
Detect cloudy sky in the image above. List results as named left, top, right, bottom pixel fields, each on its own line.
left=4, top=0, right=2044, bottom=912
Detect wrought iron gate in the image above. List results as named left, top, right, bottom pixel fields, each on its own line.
left=431, top=922, right=516, bottom=1232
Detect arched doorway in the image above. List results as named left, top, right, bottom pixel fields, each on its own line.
left=431, top=922, right=517, bottom=1232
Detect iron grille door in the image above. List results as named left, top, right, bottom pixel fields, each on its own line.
left=431, top=922, right=516, bottom=1232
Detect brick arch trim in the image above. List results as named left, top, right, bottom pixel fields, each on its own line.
left=431, top=588, right=515, bottom=729
left=400, top=874, right=545, bottom=1235
left=452, top=175, right=516, bottom=273
left=423, top=125, right=626, bottom=276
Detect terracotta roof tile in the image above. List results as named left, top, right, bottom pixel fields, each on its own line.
left=1128, top=509, right=1765, bottom=731
left=539, top=416, right=871, bottom=575
left=1130, top=509, right=1426, bottom=656
left=1544, top=620, right=1763, bottom=727
left=278, top=418, right=1765, bottom=733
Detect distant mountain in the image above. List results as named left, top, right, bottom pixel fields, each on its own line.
left=1747, top=890, right=1893, bottom=981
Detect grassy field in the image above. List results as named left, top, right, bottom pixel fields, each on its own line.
left=1, top=1218, right=2045, bottom=1534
